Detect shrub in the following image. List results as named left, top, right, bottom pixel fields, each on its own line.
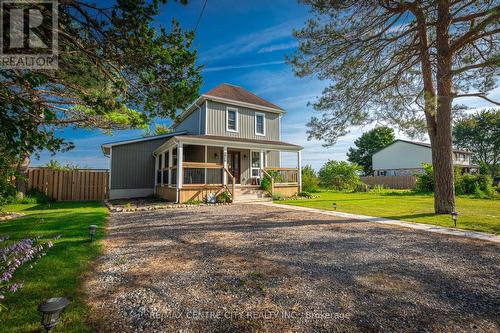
left=414, top=163, right=434, bottom=193
left=318, top=160, right=362, bottom=191
left=298, top=191, right=312, bottom=198
left=272, top=192, right=286, bottom=201
left=371, top=184, right=385, bottom=193
left=260, top=175, right=272, bottom=192
left=354, top=183, right=369, bottom=192
left=14, top=189, right=54, bottom=204
left=301, top=165, right=319, bottom=192
left=415, top=163, right=495, bottom=197
left=216, top=191, right=231, bottom=203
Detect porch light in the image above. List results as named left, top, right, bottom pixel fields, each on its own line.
left=451, top=211, right=458, bottom=227
left=38, top=297, right=70, bottom=332
left=332, top=203, right=337, bottom=210
left=88, top=225, right=97, bottom=241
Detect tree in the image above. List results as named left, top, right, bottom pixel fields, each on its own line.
left=347, top=127, right=395, bottom=175
left=453, top=109, right=500, bottom=177
left=143, top=124, right=174, bottom=137
left=289, top=1, right=499, bottom=213
left=318, top=160, right=362, bottom=191
left=42, top=160, right=87, bottom=171
left=301, top=165, right=319, bottom=192
left=1, top=0, right=202, bottom=195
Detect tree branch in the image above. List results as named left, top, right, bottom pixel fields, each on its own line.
left=455, top=93, right=500, bottom=106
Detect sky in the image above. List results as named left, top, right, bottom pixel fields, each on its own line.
left=33, top=0, right=499, bottom=170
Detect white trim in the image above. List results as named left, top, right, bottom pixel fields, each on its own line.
left=255, top=112, right=266, bottom=136
left=161, top=136, right=302, bottom=152
left=168, top=147, right=173, bottom=186
left=205, top=95, right=284, bottom=114
left=223, top=146, right=228, bottom=185
left=108, top=147, right=112, bottom=193
left=101, top=131, right=186, bottom=154
left=250, top=150, right=261, bottom=179
left=177, top=143, right=183, bottom=189
left=226, top=107, right=239, bottom=133
left=204, top=100, right=208, bottom=134
left=297, top=150, right=302, bottom=192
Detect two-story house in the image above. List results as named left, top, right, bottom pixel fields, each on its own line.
left=101, top=83, right=303, bottom=202
left=372, top=139, right=475, bottom=176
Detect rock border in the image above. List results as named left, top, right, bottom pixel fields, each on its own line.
left=104, top=199, right=232, bottom=213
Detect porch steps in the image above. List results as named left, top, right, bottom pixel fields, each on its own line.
left=233, top=186, right=272, bottom=203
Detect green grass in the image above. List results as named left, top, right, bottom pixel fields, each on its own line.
left=278, top=191, right=500, bottom=234
left=0, top=202, right=108, bottom=333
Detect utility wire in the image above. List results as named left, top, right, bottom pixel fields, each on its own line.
left=194, top=0, right=208, bottom=32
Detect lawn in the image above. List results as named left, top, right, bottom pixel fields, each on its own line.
left=0, top=202, right=108, bottom=333
left=277, top=191, right=500, bottom=234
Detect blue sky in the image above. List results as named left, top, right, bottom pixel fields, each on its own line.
left=33, top=0, right=499, bottom=170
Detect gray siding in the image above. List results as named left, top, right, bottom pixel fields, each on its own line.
left=111, top=138, right=166, bottom=189
left=175, top=107, right=201, bottom=134
left=267, top=151, right=280, bottom=168
left=206, top=101, right=280, bottom=140
left=200, top=102, right=207, bottom=135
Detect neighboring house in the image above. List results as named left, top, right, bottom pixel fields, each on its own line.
left=372, top=139, right=475, bottom=176
left=101, top=83, right=303, bottom=202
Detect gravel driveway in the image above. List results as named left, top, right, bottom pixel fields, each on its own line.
left=85, top=204, right=500, bottom=332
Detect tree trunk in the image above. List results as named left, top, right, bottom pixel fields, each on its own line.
left=433, top=0, right=455, bottom=214
left=15, top=154, right=30, bottom=198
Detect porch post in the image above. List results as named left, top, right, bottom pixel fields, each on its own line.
left=204, top=145, right=208, bottom=185
left=177, top=143, right=183, bottom=189
left=160, top=152, right=164, bottom=186
left=168, top=147, right=173, bottom=186
left=223, top=146, right=228, bottom=185
left=297, top=150, right=302, bottom=192
left=259, top=149, right=264, bottom=180
left=154, top=154, right=158, bottom=193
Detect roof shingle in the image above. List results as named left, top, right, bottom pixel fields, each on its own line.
left=205, top=83, right=284, bottom=111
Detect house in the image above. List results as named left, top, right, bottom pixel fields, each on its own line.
left=372, top=139, right=474, bottom=176
left=101, top=83, right=303, bottom=202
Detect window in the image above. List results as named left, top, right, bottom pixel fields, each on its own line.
left=251, top=151, right=261, bottom=177
left=255, top=112, right=265, bottom=136
left=226, top=107, right=238, bottom=132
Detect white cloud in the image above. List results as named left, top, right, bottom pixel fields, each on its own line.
left=199, top=20, right=300, bottom=62
left=257, top=41, right=298, bottom=53
left=204, top=60, right=285, bottom=72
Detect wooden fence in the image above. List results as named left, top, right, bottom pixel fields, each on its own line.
left=360, top=176, right=417, bottom=189
left=27, top=168, right=109, bottom=201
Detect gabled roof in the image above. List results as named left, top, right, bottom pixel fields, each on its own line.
left=205, top=83, right=284, bottom=111
left=373, top=139, right=472, bottom=155
left=174, top=83, right=285, bottom=126
left=101, top=131, right=187, bottom=155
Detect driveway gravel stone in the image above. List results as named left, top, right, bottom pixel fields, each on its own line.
left=85, top=204, right=500, bottom=332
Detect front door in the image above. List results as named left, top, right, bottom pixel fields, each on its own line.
left=227, top=151, right=241, bottom=184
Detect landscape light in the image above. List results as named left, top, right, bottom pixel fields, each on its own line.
left=88, top=225, right=97, bottom=241
left=38, top=297, right=70, bottom=333
left=332, top=203, right=337, bottom=210
left=451, top=211, right=458, bottom=227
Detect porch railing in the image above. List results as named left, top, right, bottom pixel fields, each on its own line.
left=261, top=167, right=299, bottom=195
left=180, top=162, right=235, bottom=202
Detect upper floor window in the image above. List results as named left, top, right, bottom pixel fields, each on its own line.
left=255, top=112, right=265, bottom=136
left=226, top=107, right=238, bottom=132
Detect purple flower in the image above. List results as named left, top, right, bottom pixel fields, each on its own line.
left=9, top=283, right=22, bottom=293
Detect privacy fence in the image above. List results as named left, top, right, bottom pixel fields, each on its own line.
left=360, top=176, right=417, bottom=189
left=27, top=168, right=109, bottom=201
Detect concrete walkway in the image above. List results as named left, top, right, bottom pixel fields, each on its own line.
left=259, top=202, right=500, bottom=244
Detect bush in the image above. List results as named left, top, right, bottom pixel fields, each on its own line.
left=371, top=184, right=385, bottom=193
left=0, top=178, right=16, bottom=207
left=272, top=192, right=285, bottom=201
left=354, top=183, right=369, bottom=192
left=12, top=189, right=54, bottom=204
left=298, top=191, right=312, bottom=198
left=415, top=163, right=495, bottom=197
left=301, top=165, right=319, bottom=192
left=260, top=175, right=272, bottom=192
left=414, top=163, right=434, bottom=193
left=216, top=191, right=231, bottom=203
left=318, top=160, right=362, bottom=191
